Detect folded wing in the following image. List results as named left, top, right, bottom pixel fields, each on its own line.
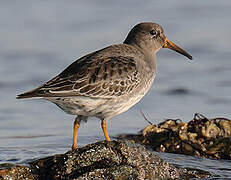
left=17, top=55, right=140, bottom=99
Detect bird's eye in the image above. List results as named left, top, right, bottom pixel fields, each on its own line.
left=150, top=30, right=157, bottom=36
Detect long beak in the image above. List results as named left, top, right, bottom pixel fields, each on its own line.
left=163, top=38, right=193, bottom=60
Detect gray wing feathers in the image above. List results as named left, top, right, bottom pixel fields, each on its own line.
left=48, top=56, right=140, bottom=98
left=17, top=55, right=140, bottom=99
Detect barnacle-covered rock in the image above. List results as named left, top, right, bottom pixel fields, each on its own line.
left=0, top=140, right=213, bottom=179
left=0, top=163, right=34, bottom=180
left=119, top=113, right=231, bottom=159
left=30, top=140, right=182, bottom=180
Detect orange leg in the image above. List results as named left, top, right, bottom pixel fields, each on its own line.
left=101, top=119, right=111, bottom=141
left=72, top=118, right=80, bottom=150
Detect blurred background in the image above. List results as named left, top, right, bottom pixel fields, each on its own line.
left=0, top=0, right=231, bottom=164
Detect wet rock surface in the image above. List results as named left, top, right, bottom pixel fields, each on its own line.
left=31, top=140, right=181, bottom=179
left=0, top=140, right=213, bottom=179
left=119, top=113, right=231, bottom=160
left=0, top=163, right=34, bottom=180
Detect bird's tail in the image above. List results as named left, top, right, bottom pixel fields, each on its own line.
left=16, top=88, right=44, bottom=99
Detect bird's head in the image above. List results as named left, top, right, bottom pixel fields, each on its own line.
left=124, top=22, right=192, bottom=60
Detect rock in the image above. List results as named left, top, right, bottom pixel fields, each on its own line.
left=118, top=113, right=231, bottom=160
left=0, top=163, right=34, bottom=180
left=30, top=140, right=181, bottom=179
left=0, top=140, right=213, bottom=179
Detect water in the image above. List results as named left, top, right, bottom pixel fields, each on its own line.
left=0, top=0, right=231, bottom=178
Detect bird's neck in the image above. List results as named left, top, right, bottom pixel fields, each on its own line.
left=148, top=53, right=157, bottom=74
left=133, top=44, right=157, bottom=73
